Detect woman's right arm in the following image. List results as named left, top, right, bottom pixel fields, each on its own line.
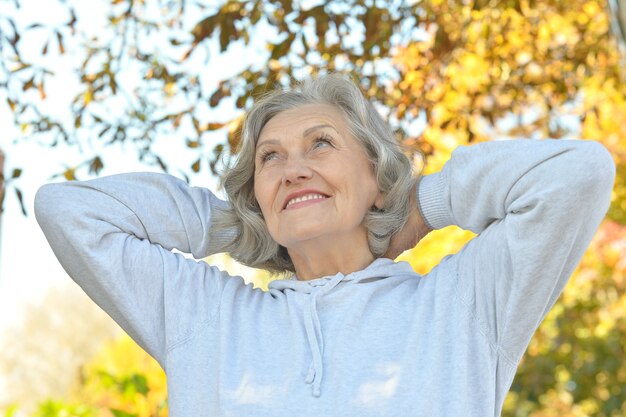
left=35, top=172, right=237, bottom=367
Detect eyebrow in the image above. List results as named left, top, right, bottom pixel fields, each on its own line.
left=256, top=124, right=339, bottom=150
left=303, top=124, right=337, bottom=136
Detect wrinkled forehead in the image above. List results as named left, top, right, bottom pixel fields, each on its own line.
left=255, top=102, right=351, bottom=143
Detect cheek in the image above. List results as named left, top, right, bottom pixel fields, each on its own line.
left=253, top=175, right=274, bottom=216
left=347, top=162, right=378, bottom=201
left=253, top=177, right=264, bottom=210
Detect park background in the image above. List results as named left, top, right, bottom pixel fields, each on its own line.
left=1, top=0, right=625, bottom=415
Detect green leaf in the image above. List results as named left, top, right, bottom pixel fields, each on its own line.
left=11, top=168, right=22, bottom=179
left=250, top=2, right=262, bottom=24
left=96, top=370, right=117, bottom=388
left=110, top=409, right=138, bottom=417
left=271, top=33, right=295, bottom=60
left=191, top=15, right=217, bottom=43
left=109, top=74, right=118, bottom=94
left=122, top=373, right=149, bottom=396
left=219, top=18, right=233, bottom=52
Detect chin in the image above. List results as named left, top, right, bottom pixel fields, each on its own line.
left=278, top=224, right=328, bottom=247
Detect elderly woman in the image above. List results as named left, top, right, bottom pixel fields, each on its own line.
left=36, top=75, right=615, bottom=416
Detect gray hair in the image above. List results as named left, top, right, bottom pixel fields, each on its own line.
left=214, top=74, right=420, bottom=275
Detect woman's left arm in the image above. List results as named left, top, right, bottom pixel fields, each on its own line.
left=416, top=139, right=615, bottom=364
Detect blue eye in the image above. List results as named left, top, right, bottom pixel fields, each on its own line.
left=261, top=151, right=278, bottom=162
left=313, top=135, right=333, bottom=149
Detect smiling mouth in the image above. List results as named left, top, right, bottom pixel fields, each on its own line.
left=284, top=194, right=329, bottom=210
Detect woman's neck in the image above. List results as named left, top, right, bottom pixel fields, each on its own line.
left=287, top=231, right=375, bottom=281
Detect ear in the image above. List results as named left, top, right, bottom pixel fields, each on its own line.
left=373, top=191, right=385, bottom=210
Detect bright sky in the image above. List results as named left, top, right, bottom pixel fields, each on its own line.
left=1, top=0, right=417, bottom=404
left=0, top=0, right=383, bottom=347
left=0, top=0, right=273, bottom=400
left=0, top=1, right=197, bottom=324
left=0, top=0, right=99, bottom=343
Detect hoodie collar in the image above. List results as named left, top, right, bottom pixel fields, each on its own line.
left=268, top=258, right=415, bottom=397
left=268, top=257, right=413, bottom=292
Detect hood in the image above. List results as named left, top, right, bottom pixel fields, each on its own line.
left=267, top=258, right=415, bottom=398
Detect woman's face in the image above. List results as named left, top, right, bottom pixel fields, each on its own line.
left=253, top=103, right=383, bottom=251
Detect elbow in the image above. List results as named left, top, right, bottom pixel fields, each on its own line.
left=566, top=141, right=616, bottom=210
left=34, top=182, right=68, bottom=229
left=578, top=141, right=616, bottom=194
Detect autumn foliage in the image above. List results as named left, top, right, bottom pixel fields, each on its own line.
left=1, top=0, right=625, bottom=416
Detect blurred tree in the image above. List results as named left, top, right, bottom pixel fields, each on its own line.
left=503, top=220, right=626, bottom=416
left=0, top=284, right=121, bottom=415
left=1, top=0, right=625, bottom=221
left=73, top=334, right=168, bottom=417
left=2, top=333, right=167, bottom=417
left=390, top=1, right=626, bottom=415
left=1, top=0, right=624, bottom=415
left=0, top=254, right=268, bottom=417
left=0, top=0, right=417, bottom=210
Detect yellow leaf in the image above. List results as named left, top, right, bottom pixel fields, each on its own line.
left=164, top=82, right=176, bottom=96
left=447, top=52, right=490, bottom=93
left=84, top=90, right=93, bottom=105
left=64, top=168, right=76, bottom=181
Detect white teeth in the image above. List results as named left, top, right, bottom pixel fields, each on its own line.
left=286, top=194, right=326, bottom=208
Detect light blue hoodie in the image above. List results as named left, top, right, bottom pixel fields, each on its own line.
left=35, top=139, right=615, bottom=416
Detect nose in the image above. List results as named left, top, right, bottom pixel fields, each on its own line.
left=282, top=156, right=313, bottom=185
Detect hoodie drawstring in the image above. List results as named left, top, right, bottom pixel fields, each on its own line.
left=266, top=259, right=415, bottom=399
left=302, top=272, right=344, bottom=398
